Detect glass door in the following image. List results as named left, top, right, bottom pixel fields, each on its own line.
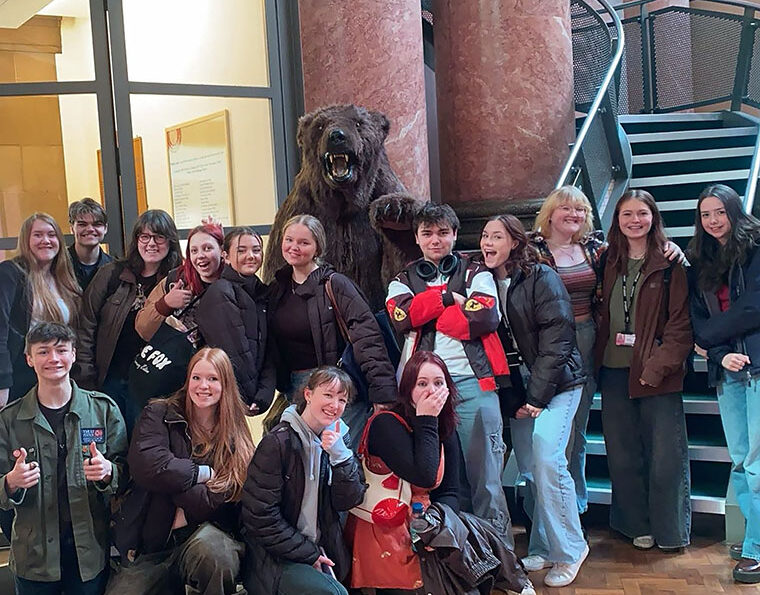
left=0, top=0, right=293, bottom=256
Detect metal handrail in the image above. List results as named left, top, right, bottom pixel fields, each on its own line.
left=556, top=0, right=625, bottom=189
left=614, top=0, right=760, bottom=10
left=612, top=0, right=760, bottom=215
left=744, top=114, right=760, bottom=214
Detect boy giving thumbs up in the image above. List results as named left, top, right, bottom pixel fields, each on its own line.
left=0, top=322, right=127, bottom=593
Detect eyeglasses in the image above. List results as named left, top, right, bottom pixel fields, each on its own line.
left=137, top=233, right=168, bottom=246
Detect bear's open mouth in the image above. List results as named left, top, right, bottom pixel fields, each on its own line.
left=323, top=152, right=355, bottom=183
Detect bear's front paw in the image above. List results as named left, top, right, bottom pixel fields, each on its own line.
left=370, top=193, right=420, bottom=231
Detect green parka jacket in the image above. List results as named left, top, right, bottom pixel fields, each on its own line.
left=0, top=381, right=127, bottom=581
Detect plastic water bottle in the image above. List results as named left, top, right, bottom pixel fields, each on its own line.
left=410, top=502, right=425, bottom=552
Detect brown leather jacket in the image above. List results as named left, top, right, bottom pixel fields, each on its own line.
left=594, top=250, right=692, bottom=397
left=78, top=262, right=139, bottom=389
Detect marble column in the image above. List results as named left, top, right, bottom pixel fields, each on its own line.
left=298, top=0, right=430, bottom=199
left=433, top=0, right=574, bottom=207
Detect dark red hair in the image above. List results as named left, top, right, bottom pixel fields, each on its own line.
left=396, top=351, right=459, bottom=441
left=181, top=224, right=225, bottom=295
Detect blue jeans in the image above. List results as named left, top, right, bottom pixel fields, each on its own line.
left=600, top=367, right=691, bottom=547
left=277, top=561, right=348, bottom=595
left=452, top=375, right=513, bottom=545
left=717, top=371, right=760, bottom=560
left=566, top=319, right=596, bottom=514
left=511, top=385, right=586, bottom=563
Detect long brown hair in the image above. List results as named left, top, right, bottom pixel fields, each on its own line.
left=688, top=184, right=760, bottom=290
left=16, top=213, right=81, bottom=328
left=167, top=347, right=255, bottom=501
left=397, top=351, right=459, bottom=441
left=606, top=189, right=668, bottom=275
left=484, top=214, right=538, bottom=276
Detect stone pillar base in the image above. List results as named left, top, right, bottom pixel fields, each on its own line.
left=453, top=197, right=545, bottom=250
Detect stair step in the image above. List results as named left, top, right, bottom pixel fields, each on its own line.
left=657, top=199, right=698, bottom=211
left=628, top=127, right=757, bottom=143
left=586, top=478, right=725, bottom=514
left=665, top=225, right=696, bottom=237
left=656, top=198, right=743, bottom=213
left=620, top=113, right=723, bottom=124
left=591, top=393, right=719, bottom=414
left=630, top=169, right=750, bottom=188
left=632, top=146, right=755, bottom=165
left=585, top=433, right=730, bottom=463
left=694, top=355, right=708, bottom=373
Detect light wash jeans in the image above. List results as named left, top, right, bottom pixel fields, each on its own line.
left=511, top=385, right=586, bottom=563
left=452, top=375, right=513, bottom=546
left=566, top=319, right=596, bottom=514
left=600, top=367, right=691, bottom=548
left=718, top=371, right=760, bottom=560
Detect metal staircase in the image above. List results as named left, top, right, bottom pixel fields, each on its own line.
left=564, top=0, right=760, bottom=523
left=421, top=0, right=760, bottom=523
left=622, top=111, right=760, bottom=248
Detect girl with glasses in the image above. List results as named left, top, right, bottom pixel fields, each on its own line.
left=78, top=209, right=182, bottom=433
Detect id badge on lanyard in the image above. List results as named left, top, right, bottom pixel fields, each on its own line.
left=616, top=268, right=642, bottom=347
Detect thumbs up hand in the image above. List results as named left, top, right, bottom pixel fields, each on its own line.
left=4, top=447, right=40, bottom=493
left=84, top=442, right=112, bottom=483
left=321, top=420, right=342, bottom=452
left=164, top=279, right=193, bottom=309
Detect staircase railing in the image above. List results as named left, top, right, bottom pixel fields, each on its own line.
left=557, top=0, right=628, bottom=231
left=614, top=0, right=760, bottom=214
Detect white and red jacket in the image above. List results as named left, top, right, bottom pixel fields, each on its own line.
left=386, top=253, right=509, bottom=392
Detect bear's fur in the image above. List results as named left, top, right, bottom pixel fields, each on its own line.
left=262, top=104, right=420, bottom=310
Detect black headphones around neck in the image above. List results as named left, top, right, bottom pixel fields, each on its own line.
left=415, top=253, right=459, bottom=281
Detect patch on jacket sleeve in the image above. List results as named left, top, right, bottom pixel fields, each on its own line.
left=387, top=298, right=407, bottom=321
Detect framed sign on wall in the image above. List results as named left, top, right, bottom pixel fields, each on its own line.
left=166, top=109, right=234, bottom=228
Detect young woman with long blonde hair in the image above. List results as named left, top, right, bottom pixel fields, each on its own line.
left=0, top=212, right=80, bottom=406
left=107, top=347, right=255, bottom=595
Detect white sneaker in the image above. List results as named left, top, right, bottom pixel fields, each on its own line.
left=544, top=543, right=589, bottom=588
left=521, top=554, right=552, bottom=572
left=633, top=534, right=655, bottom=549
left=520, top=582, right=537, bottom=595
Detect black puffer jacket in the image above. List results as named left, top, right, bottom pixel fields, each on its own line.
left=240, top=421, right=365, bottom=595
left=196, top=265, right=275, bottom=412
left=268, top=264, right=397, bottom=403
left=125, top=400, right=238, bottom=554
left=499, top=263, right=585, bottom=408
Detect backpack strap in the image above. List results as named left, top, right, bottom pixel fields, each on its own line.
left=325, top=274, right=350, bottom=344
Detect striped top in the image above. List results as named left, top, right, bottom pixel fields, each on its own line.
left=556, top=260, right=597, bottom=318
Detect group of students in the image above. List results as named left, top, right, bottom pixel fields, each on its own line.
left=0, top=181, right=758, bottom=594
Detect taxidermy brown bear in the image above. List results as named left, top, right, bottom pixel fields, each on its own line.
left=262, top=104, right=421, bottom=310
